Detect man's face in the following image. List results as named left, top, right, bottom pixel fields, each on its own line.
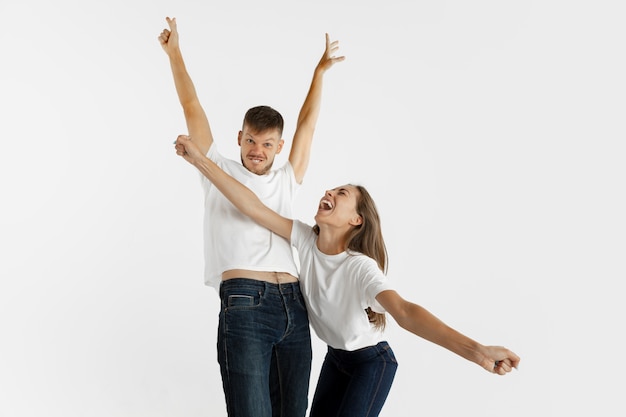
left=238, top=126, right=284, bottom=175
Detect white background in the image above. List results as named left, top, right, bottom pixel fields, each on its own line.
left=1, top=0, right=624, bottom=416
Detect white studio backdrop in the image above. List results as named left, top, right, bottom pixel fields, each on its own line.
left=1, top=0, right=624, bottom=416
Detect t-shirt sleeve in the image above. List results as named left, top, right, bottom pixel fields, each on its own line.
left=356, top=257, right=393, bottom=314
left=290, top=220, right=315, bottom=252
left=199, top=143, right=224, bottom=189
left=281, top=160, right=301, bottom=198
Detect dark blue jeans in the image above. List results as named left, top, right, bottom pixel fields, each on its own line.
left=218, top=279, right=312, bottom=417
left=309, top=341, right=398, bottom=417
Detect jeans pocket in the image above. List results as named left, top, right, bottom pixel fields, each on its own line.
left=377, top=342, right=398, bottom=365
left=227, top=294, right=257, bottom=308
left=221, top=281, right=263, bottom=310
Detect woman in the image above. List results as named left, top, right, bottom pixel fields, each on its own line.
left=174, top=135, right=520, bottom=417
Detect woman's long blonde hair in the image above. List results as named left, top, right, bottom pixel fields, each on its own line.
left=314, top=184, right=389, bottom=330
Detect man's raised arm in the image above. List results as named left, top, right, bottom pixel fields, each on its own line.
left=289, top=33, right=345, bottom=183
left=159, top=17, right=213, bottom=155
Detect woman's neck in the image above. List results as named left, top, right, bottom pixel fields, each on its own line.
left=315, top=227, right=349, bottom=255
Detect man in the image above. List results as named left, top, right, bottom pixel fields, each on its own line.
left=158, top=17, right=344, bottom=417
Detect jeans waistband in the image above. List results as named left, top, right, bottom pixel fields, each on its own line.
left=328, top=341, right=392, bottom=361
left=220, top=277, right=302, bottom=295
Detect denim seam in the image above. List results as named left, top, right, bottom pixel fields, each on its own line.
left=364, top=353, right=387, bottom=417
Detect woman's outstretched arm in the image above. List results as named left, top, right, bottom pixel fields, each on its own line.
left=376, top=290, right=520, bottom=375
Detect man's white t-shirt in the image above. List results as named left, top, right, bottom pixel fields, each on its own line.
left=200, top=144, right=300, bottom=290
left=290, top=220, right=393, bottom=351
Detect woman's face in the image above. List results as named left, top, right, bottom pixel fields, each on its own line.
left=314, top=184, right=363, bottom=228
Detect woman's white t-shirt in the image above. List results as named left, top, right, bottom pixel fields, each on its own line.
left=290, top=220, right=393, bottom=351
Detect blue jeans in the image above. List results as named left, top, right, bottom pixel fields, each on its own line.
left=309, top=341, right=398, bottom=417
left=218, top=279, right=312, bottom=417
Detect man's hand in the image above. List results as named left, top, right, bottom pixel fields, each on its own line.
left=316, top=33, right=345, bottom=73
left=158, top=17, right=179, bottom=55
